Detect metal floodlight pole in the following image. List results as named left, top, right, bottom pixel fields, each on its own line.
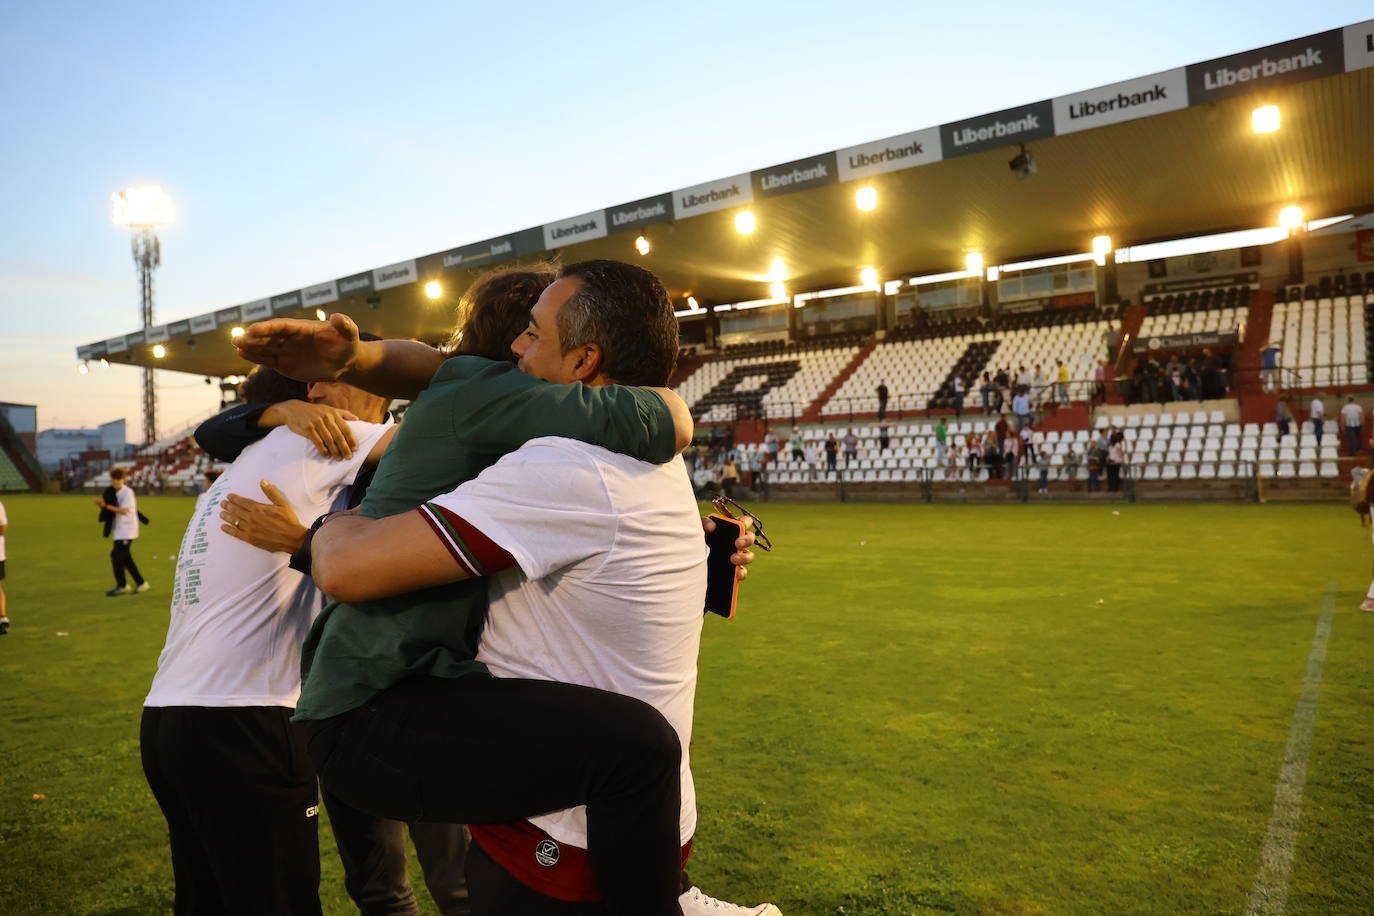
left=132, top=226, right=161, bottom=446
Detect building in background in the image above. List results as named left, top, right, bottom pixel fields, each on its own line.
left=36, top=420, right=130, bottom=472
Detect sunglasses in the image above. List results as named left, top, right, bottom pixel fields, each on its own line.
left=710, top=496, right=773, bottom=552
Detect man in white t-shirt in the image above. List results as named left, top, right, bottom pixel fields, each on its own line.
left=141, top=368, right=394, bottom=915
left=0, top=497, right=8, bottom=634
left=1341, top=396, right=1364, bottom=456
left=94, top=467, right=146, bottom=596
left=1310, top=394, right=1326, bottom=446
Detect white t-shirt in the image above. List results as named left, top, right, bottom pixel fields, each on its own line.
left=145, top=420, right=391, bottom=708
left=1311, top=398, right=1325, bottom=420
left=428, top=437, right=707, bottom=849
left=112, top=485, right=139, bottom=540
left=0, top=498, right=7, bottom=562
left=1341, top=403, right=1363, bottom=427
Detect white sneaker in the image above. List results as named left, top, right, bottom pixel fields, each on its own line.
left=678, top=885, right=782, bottom=916
left=135, top=582, right=151, bottom=593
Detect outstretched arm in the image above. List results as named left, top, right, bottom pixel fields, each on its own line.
left=236, top=313, right=444, bottom=400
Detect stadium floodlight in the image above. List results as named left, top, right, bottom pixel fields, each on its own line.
left=769, top=281, right=787, bottom=300
left=111, top=186, right=173, bottom=226
left=78, top=362, right=89, bottom=374
left=860, top=267, right=879, bottom=287
left=855, top=187, right=877, bottom=211
left=686, top=296, right=699, bottom=310
left=230, top=326, right=245, bottom=339
left=735, top=210, right=756, bottom=235
left=634, top=235, right=651, bottom=256
left=1092, top=235, right=1113, bottom=266
left=315, top=308, right=328, bottom=320
left=424, top=280, right=443, bottom=299
left=964, top=251, right=984, bottom=273
left=112, top=185, right=171, bottom=445
left=1278, top=206, right=1304, bottom=231
left=152, top=344, right=166, bottom=359
left=767, top=256, right=788, bottom=283
left=986, top=266, right=1001, bottom=282
left=225, top=375, right=242, bottom=385
left=1251, top=105, right=1280, bottom=134
left=100, top=358, right=110, bottom=369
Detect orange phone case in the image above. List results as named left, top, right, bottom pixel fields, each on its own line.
left=704, top=513, right=743, bottom=619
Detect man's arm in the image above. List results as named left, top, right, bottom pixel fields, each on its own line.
left=196, top=399, right=362, bottom=462
left=236, top=313, right=443, bottom=400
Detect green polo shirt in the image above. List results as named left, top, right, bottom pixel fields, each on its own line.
left=294, top=356, right=678, bottom=722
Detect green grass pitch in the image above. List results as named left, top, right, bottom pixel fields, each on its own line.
left=1, top=494, right=1371, bottom=914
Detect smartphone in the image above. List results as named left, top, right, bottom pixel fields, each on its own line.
left=704, top=513, right=744, bottom=619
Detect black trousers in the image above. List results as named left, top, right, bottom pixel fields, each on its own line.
left=140, top=706, right=322, bottom=916
left=306, top=674, right=683, bottom=916
left=323, top=788, right=471, bottom=916
left=111, top=538, right=145, bottom=588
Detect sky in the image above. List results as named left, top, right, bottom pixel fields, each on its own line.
left=0, top=1, right=1368, bottom=442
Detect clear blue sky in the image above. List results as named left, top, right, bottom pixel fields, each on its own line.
left=0, top=1, right=1366, bottom=440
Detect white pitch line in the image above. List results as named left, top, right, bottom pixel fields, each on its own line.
left=1243, top=581, right=1337, bottom=916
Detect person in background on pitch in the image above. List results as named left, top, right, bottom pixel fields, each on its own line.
left=1351, top=468, right=1374, bottom=612
left=0, top=497, right=9, bottom=635
left=94, top=467, right=148, bottom=597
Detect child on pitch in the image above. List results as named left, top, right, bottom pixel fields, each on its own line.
left=1351, top=466, right=1374, bottom=611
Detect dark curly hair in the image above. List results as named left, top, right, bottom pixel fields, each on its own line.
left=443, top=264, right=558, bottom=362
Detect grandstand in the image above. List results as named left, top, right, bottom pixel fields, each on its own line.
left=1269, top=274, right=1370, bottom=388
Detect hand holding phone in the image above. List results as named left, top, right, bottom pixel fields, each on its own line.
left=703, top=513, right=744, bottom=619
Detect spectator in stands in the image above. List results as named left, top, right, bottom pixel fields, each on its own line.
left=692, top=458, right=719, bottom=497
left=947, top=435, right=963, bottom=477
left=1031, top=364, right=1047, bottom=405
left=1056, top=360, right=1070, bottom=405
left=763, top=430, right=779, bottom=465
left=806, top=441, right=822, bottom=479
left=876, top=381, right=889, bottom=420
left=1036, top=449, right=1051, bottom=495
left=878, top=424, right=890, bottom=452
left=981, top=429, right=1001, bottom=480
left=1275, top=398, right=1293, bottom=440
left=994, top=413, right=1010, bottom=454
left=965, top=431, right=981, bottom=474
left=1002, top=425, right=1020, bottom=480
left=1201, top=349, right=1224, bottom=400
left=843, top=429, right=858, bottom=466
left=1011, top=387, right=1032, bottom=430
left=1093, top=360, right=1107, bottom=405
left=1261, top=341, right=1280, bottom=391
left=1028, top=425, right=1044, bottom=465
left=934, top=418, right=948, bottom=466
left=824, top=433, right=839, bottom=471
left=1063, top=445, right=1081, bottom=481
left=1311, top=394, right=1326, bottom=445
left=720, top=456, right=740, bottom=499
left=980, top=372, right=997, bottom=411
left=1106, top=437, right=1125, bottom=492
left=952, top=376, right=965, bottom=419
left=994, top=367, right=1011, bottom=409
left=789, top=427, right=805, bottom=462
left=1342, top=397, right=1364, bottom=456
left=1085, top=443, right=1103, bottom=491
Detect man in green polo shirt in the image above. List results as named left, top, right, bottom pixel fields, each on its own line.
left=237, top=261, right=767, bottom=916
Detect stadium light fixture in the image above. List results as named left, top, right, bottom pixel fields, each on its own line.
left=230, top=326, right=245, bottom=339
left=686, top=296, right=699, bottom=310
left=225, top=375, right=242, bottom=385
left=634, top=235, right=651, bottom=256
left=424, top=280, right=443, bottom=299
left=100, top=358, right=110, bottom=368
left=152, top=344, right=166, bottom=359
left=1251, top=104, right=1280, bottom=134
left=735, top=210, right=756, bottom=235
left=1008, top=145, right=1037, bottom=179
left=78, top=362, right=89, bottom=374
left=111, top=186, right=173, bottom=226
left=964, top=251, right=984, bottom=273
left=769, top=281, right=787, bottom=299
left=859, top=267, right=879, bottom=287
left=1278, top=206, right=1304, bottom=231
left=767, top=256, right=788, bottom=283
left=986, top=266, right=1001, bottom=282
left=1092, top=235, right=1113, bottom=266
left=855, top=187, right=877, bottom=211
left=315, top=308, right=328, bottom=321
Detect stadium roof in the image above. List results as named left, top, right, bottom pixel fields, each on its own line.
left=83, top=19, right=1374, bottom=379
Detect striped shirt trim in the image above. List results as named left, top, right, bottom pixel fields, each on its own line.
left=415, top=503, right=516, bottom=578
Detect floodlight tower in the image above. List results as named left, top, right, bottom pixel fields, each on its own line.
left=111, top=186, right=173, bottom=445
